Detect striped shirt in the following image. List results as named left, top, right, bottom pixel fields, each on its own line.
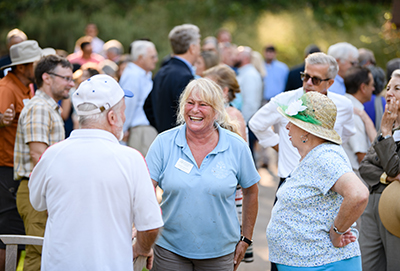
left=14, top=90, right=65, bottom=180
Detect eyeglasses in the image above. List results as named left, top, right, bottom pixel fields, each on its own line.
left=300, top=72, right=330, bottom=86
left=47, top=72, right=73, bottom=83
left=350, top=60, right=359, bottom=66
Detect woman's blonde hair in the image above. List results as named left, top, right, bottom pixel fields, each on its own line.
left=203, top=64, right=240, bottom=103
left=177, top=78, right=239, bottom=134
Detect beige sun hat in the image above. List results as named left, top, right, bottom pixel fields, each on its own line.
left=277, top=91, right=342, bottom=145
left=379, top=180, right=400, bottom=238
left=1, top=40, right=51, bottom=70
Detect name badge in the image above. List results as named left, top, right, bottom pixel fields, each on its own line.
left=175, top=158, right=193, bottom=174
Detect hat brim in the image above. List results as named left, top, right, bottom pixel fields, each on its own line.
left=0, top=54, right=42, bottom=70
left=277, top=107, right=342, bottom=145
left=379, top=180, right=400, bottom=238
left=124, top=89, right=134, bottom=98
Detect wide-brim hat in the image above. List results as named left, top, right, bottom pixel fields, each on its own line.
left=277, top=91, right=342, bottom=145
left=1, top=40, right=53, bottom=70
left=72, top=74, right=133, bottom=116
left=379, top=180, right=400, bottom=238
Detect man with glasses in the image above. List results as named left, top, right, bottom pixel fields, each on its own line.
left=14, top=54, right=74, bottom=271
left=328, top=42, right=359, bottom=95
left=249, top=52, right=355, bottom=271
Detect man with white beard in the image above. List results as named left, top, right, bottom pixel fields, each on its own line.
left=28, top=74, right=164, bottom=271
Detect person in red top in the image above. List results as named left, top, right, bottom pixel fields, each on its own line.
left=0, top=40, right=45, bottom=270
left=67, top=36, right=104, bottom=66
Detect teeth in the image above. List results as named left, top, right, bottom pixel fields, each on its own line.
left=190, top=117, right=203, bottom=121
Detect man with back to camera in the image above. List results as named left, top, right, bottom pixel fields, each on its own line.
left=120, top=40, right=159, bottom=156
left=144, top=24, right=200, bottom=133
left=28, top=74, right=163, bottom=271
left=249, top=52, right=356, bottom=271
left=14, top=54, right=74, bottom=271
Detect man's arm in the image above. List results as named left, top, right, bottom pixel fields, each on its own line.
left=28, top=142, right=48, bottom=166
left=353, top=107, right=377, bottom=142
left=133, top=228, right=160, bottom=270
left=0, top=104, right=15, bottom=127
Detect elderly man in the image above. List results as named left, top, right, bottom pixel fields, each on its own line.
left=327, top=42, right=359, bottom=95
left=249, top=52, right=355, bottom=271
left=343, top=66, right=376, bottom=174
left=120, top=40, right=158, bottom=155
left=145, top=24, right=200, bottom=133
left=0, top=40, right=46, bottom=270
left=28, top=74, right=163, bottom=271
left=14, top=55, right=74, bottom=271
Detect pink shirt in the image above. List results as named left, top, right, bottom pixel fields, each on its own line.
left=67, top=51, right=104, bottom=66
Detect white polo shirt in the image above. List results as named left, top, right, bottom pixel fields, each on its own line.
left=249, top=87, right=355, bottom=178
left=29, top=129, right=163, bottom=271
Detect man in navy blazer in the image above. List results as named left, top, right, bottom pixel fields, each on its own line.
left=145, top=24, right=201, bottom=133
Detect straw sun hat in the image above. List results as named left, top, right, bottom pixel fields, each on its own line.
left=379, top=180, right=400, bottom=238
left=277, top=91, right=342, bottom=145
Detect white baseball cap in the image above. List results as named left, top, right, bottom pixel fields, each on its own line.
left=72, top=74, right=133, bottom=116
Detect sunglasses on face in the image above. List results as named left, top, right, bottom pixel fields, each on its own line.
left=300, top=72, right=330, bottom=86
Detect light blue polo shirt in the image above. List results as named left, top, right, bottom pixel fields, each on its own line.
left=146, top=124, right=260, bottom=259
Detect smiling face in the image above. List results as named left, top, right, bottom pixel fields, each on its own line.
left=184, top=92, right=216, bottom=135
left=49, top=65, right=74, bottom=101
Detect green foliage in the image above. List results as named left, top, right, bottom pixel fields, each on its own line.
left=0, top=0, right=397, bottom=70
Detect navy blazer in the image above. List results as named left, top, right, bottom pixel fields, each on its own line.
left=144, top=57, right=194, bottom=133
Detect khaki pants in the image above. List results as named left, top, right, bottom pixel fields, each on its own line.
left=128, top=125, right=158, bottom=156
left=16, top=180, right=47, bottom=271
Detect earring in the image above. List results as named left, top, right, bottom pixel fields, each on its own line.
left=301, top=134, right=308, bottom=143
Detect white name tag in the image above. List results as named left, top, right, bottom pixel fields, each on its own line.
left=175, top=158, right=193, bottom=174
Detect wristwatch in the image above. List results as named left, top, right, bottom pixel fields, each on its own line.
left=240, top=235, right=253, bottom=245
left=378, top=133, right=391, bottom=142
left=333, top=225, right=347, bottom=235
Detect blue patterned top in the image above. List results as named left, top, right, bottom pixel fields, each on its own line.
left=266, top=142, right=360, bottom=267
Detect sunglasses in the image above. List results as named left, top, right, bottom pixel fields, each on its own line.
left=300, top=72, right=330, bottom=86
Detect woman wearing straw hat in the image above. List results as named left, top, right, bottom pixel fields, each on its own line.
left=359, top=69, right=400, bottom=271
left=267, top=91, right=369, bottom=270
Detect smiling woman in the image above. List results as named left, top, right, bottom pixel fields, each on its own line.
left=145, top=78, right=260, bottom=271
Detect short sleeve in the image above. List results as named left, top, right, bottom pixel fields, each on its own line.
left=236, top=144, right=260, bottom=188
left=145, top=135, right=164, bottom=184
left=23, top=104, right=51, bottom=145
left=309, top=145, right=352, bottom=195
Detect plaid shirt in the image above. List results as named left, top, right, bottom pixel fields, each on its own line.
left=14, top=90, right=65, bottom=180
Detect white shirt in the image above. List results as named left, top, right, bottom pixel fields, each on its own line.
left=120, top=62, right=153, bottom=132
left=29, top=129, right=163, bottom=271
left=249, top=87, right=355, bottom=177
left=237, top=64, right=263, bottom=122
left=343, top=94, right=370, bottom=170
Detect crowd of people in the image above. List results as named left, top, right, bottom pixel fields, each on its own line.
left=0, top=22, right=400, bottom=271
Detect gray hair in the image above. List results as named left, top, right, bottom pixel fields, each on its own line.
left=305, top=52, right=339, bottom=79
left=327, top=42, right=359, bottom=62
left=78, top=99, right=124, bottom=128
left=391, top=69, right=400, bottom=79
left=130, top=40, right=155, bottom=62
left=358, top=48, right=376, bottom=66
left=168, top=24, right=200, bottom=54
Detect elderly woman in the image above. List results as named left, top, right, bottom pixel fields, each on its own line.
left=203, top=64, right=246, bottom=140
left=359, top=69, right=400, bottom=271
left=146, top=78, right=260, bottom=271
left=267, top=91, right=369, bottom=270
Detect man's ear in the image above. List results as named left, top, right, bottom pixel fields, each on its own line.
left=326, top=78, right=335, bottom=89
left=107, top=109, right=117, bottom=125
left=42, top=72, right=51, bottom=85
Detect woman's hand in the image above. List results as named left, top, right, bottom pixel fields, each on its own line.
left=329, top=226, right=356, bottom=248
left=381, top=97, right=399, bottom=136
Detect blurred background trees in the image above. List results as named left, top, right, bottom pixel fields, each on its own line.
left=0, top=0, right=398, bottom=69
